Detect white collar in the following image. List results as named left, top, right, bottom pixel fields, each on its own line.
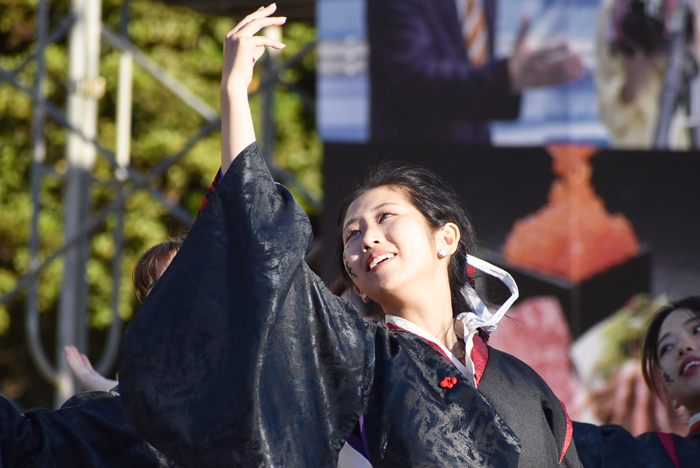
left=688, top=412, right=700, bottom=429
left=385, top=315, right=470, bottom=382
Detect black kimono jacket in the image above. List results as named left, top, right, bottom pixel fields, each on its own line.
left=118, top=143, right=581, bottom=467
left=0, top=387, right=177, bottom=467
left=574, top=422, right=700, bottom=467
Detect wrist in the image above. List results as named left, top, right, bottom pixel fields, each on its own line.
left=221, top=79, right=251, bottom=102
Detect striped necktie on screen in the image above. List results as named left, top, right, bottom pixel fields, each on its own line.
left=463, top=0, right=489, bottom=66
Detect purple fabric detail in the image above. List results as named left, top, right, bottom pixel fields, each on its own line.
left=359, top=414, right=371, bottom=461
left=347, top=414, right=372, bottom=462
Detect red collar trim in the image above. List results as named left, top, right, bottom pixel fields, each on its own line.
left=385, top=323, right=489, bottom=387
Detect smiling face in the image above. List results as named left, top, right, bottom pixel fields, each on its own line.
left=341, top=186, right=452, bottom=309
left=656, top=308, right=700, bottom=414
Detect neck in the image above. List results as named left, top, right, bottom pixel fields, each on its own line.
left=381, top=276, right=459, bottom=351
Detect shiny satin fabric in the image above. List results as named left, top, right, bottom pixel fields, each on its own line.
left=119, top=143, right=578, bottom=467
left=0, top=388, right=177, bottom=467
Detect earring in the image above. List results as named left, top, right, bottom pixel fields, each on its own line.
left=360, top=292, right=369, bottom=303
left=438, top=249, right=448, bottom=258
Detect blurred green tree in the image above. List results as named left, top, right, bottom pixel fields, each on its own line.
left=0, top=0, right=319, bottom=408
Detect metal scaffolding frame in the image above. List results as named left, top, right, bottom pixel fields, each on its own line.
left=0, top=0, right=318, bottom=407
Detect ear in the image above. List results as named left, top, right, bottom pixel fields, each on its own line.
left=353, top=284, right=370, bottom=303
left=435, top=222, right=460, bottom=256
left=353, top=284, right=363, bottom=297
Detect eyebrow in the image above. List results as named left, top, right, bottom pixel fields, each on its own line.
left=342, top=201, right=402, bottom=233
left=658, top=316, right=700, bottom=345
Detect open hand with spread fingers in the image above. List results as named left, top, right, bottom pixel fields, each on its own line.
left=222, top=4, right=287, bottom=94
left=508, top=16, right=583, bottom=93
left=64, top=345, right=118, bottom=392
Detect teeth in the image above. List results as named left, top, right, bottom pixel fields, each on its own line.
left=683, top=361, right=700, bottom=373
left=369, top=253, right=394, bottom=270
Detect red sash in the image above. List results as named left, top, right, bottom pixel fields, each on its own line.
left=655, top=432, right=680, bottom=468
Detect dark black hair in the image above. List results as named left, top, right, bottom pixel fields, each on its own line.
left=333, top=162, right=477, bottom=316
left=616, top=0, right=666, bottom=56
left=641, top=296, right=700, bottom=400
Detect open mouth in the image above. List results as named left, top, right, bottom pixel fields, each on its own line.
left=367, top=253, right=395, bottom=271
left=680, top=358, right=700, bottom=376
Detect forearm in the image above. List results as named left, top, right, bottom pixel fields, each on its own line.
left=221, top=87, right=255, bottom=175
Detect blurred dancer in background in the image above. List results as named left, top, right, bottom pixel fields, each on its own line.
left=575, top=296, right=700, bottom=467
left=596, top=0, right=700, bottom=149
left=0, top=238, right=185, bottom=467
left=64, top=237, right=184, bottom=392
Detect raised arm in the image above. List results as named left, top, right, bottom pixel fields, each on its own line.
left=220, top=4, right=285, bottom=173
left=118, top=9, right=373, bottom=467
left=65, top=345, right=118, bottom=392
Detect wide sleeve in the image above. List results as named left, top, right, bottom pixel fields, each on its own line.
left=572, top=422, right=678, bottom=467
left=118, top=143, right=374, bottom=468
left=367, top=0, right=521, bottom=122
left=0, top=390, right=175, bottom=468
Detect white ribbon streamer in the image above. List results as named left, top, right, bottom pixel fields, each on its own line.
left=455, top=255, right=519, bottom=386
left=386, top=255, right=519, bottom=387
left=689, top=412, right=700, bottom=429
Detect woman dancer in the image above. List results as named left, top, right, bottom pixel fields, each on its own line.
left=118, top=5, right=581, bottom=467
left=0, top=238, right=185, bottom=467
left=639, top=296, right=700, bottom=465
left=64, top=237, right=185, bottom=392
left=574, top=297, right=700, bottom=467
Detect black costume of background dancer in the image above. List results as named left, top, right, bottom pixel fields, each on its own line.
left=0, top=388, right=177, bottom=467
left=574, top=422, right=700, bottom=467
left=118, top=143, right=581, bottom=467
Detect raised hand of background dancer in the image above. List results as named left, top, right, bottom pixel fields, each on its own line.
left=508, top=16, right=583, bottom=93
left=64, top=345, right=118, bottom=392
left=221, top=4, right=286, bottom=173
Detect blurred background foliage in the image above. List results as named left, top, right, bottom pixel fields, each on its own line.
left=0, top=0, right=319, bottom=408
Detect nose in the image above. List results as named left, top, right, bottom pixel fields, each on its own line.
left=361, top=225, right=383, bottom=252
left=677, top=337, right=697, bottom=357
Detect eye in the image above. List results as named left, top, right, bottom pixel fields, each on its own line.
left=693, top=324, right=700, bottom=335
left=345, top=229, right=360, bottom=242
left=659, top=343, right=673, bottom=357
left=378, top=212, right=393, bottom=222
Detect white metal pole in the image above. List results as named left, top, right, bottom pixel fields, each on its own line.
left=115, top=48, right=132, bottom=178
left=55, top=0, right=102, bottom=408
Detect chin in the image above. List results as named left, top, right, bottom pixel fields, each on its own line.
left=674, top=391, right=700, bottom=414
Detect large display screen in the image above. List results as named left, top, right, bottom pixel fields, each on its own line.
left=318, top=0, right=700, bottom=149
